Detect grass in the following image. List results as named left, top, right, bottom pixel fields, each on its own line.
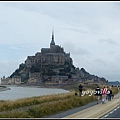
left=0, top=85, right=118, bottom=118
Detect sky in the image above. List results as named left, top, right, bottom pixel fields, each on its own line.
left=0, top=1, right=120, bottom=82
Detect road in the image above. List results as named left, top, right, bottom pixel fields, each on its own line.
left=101, top=105, right=120, bottom=118
left=63, top=92, right=120, bottom=118
left=46, top=90, right=120, bottom=119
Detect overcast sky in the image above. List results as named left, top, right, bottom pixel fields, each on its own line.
left=0, top=1, right=120, bottom=82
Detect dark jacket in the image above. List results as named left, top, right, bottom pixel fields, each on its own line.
left=78, top=85, right=83, bottom=92
left=94, top=87, right=101, bottom=96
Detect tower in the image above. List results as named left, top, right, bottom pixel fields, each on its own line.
left=50, top=28, right=55, bottom=47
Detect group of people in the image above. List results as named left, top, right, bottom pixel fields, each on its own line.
left=78, top=84, right=113, bottom=104
left=94, top=85, right=113, bottom=104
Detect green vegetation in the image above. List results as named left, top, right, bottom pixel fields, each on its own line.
left=0, top=85, right=118, bottom=118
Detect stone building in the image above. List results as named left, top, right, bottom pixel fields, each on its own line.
left=1, top=76, right=21, bottom=85
left=2, top=30, right=74, bottom=85
left=23, top=30, right=73, bottom=83
left=25, top=30, right=73, bottom=68
left=1, top=30, right=107, bottom=85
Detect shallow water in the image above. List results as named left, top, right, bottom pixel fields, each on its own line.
left=0, top=85, right=70, bottom=100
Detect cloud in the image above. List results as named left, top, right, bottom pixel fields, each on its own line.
left=99, top=38, right=119, bottom=46
left=64, top=27, right=88, bottom=34
left=0, top=59, right=23, bottom=78
left=63, top=42, right=90, bottom=56
left=9, top=46, right=26, bottom=51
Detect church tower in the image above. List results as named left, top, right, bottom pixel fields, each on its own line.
left=50, top=28, right=55, bottom=46
left=50, top=28, right=56, bottom=53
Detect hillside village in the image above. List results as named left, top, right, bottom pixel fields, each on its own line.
left=1, top=30, right=108, bottom=86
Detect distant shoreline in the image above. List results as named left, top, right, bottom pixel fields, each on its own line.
left=18, top=84, right=74, bottom=91
left=0, top=84, right=73, bottom=92
left=1, top=82, right=119, bottom=93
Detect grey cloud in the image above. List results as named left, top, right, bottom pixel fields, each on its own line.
left=63, top=42, right=90, bottom=56
left=64, top=28, right=88, bottom=34
left=99, top=38, right=119, bottom=46
left=0, top=2, right=41, bottom=13
left=0, top=2, right=108, bottom=26
left=2, top=2, right=120, bottom=36
left=9, top=46, right=26, bottom=51
left=93, top=58, right=107, bottom=67
left=64, top=27, right=108, bottom=36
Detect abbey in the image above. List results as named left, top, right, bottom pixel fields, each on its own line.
left=1, top=30, right=75, bottom=85
left=1, top=30, right=107, bottom=85
left=25, top=30, right=73, bottom=68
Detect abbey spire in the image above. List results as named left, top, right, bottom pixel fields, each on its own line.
left=50, top=28, right=55, bottom=46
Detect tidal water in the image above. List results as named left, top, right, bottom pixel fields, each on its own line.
left=0, top=85, right=70, bottom=101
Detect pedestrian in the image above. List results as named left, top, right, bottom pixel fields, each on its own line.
left=94, top=86, right=101, bottom=104
left=78, top=84, right=83, bottom=96
left=107, top=88, right=112, bottom=101
left=101, top=86, right=107, bottom=104
left=106, top=86, right=109, bottom=100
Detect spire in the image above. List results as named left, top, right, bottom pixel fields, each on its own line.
left=50, top=28, right=55, bottom=45
left=52, top=28, right=54, bottom=41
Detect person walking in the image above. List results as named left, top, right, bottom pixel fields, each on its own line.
left=94, top=86, right=101, bottom=104
left=107, top=88, right=112, bottom=101
left=78, top=84, right=83, bottom=97
left=106, top=86, right=109, bottom=100
left=101, top=86, right=107, bottom=104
